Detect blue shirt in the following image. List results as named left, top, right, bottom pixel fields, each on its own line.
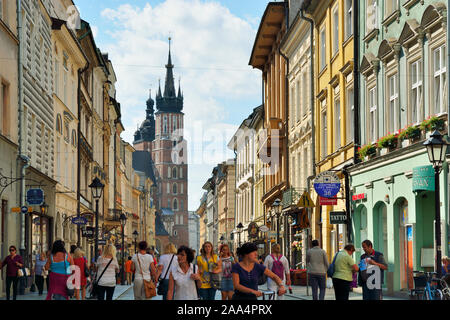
left=50, top=254, right=70, bottom=275
left=231, top=262, right=266, bottom=291
left=35, top=258, right=46, bottom=276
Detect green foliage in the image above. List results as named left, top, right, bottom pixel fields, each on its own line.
left=358, top=144, right=377, bottom=160
left=398, top=125, right=421, bottom=141
left=377, top=133, right=398, bottom=149
left=420, top=116, right=445, bottom=132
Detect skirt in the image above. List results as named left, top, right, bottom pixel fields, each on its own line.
left=221, top=278, right=233, bottom=292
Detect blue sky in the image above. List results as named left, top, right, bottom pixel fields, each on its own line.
left=74, top=0, right=272, bottom=210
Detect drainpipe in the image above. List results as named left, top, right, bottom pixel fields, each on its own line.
left=353, top=0, right=360, bottom=164
left=301, top=5, right=315, bottom=297
left=342, top=164, right=353, bottom=243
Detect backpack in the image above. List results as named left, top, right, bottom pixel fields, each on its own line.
left=270, top=255, right=285, bottom=280
left=327, top=252, right=339, bottom=278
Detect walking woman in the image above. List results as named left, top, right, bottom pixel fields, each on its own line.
left=73, top=248, right=88, bottom=300
left=264, top=244, right=291, bottom=300
left=0, top=245, right=24, bottom=300
left=332, top=244, right=359, bottom=301
left=232, top=242, right=286, bottom=300
left=95, top=244, right=120, bottom=300
left=196, top=241, right=221, bottom=300
left=218, top=244, right=234, bottom=300
left=167, top=246, right=201, bottom=300
left=131, top=241, right=157, bottom=300
left=157, top=242, right=178, bottom=300
left=34, top=252, right=47, bottom=295
left=44, top=240, right=74, bottom=300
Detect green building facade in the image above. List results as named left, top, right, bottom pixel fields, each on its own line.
left=351, top=0, right=449, bottom=294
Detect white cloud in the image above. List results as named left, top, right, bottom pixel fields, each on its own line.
left=100, top=0, right=261, bottom=209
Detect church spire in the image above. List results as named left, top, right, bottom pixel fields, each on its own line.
left=177, top=78, right=182, bottom=98
left=163, top=37, right=176, bottom=98
left=157, top=79, right=162, bottom=98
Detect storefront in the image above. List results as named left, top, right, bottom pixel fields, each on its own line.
left=349, top=147, right=448, bottom=294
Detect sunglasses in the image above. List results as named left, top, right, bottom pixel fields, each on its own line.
left=9, top=249, right=16, bottom=252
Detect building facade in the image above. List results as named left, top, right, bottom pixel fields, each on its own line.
left=217, top=160, right=236, bottom=250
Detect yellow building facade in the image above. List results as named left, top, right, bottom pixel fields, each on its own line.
left=306, top=0, right=355, bottom=260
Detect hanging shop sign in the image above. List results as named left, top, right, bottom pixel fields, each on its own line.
left=248, top=222, right=259, bottom=239
left=268, top=231, right=277, bottom=240
left=71, top=216, right=88, bottom=225
left=314, top=171, right=341, bottom=198
left=412, top=165, right=435, bottom=192
left=26, top=188, right=44, bottom=206
left=259, top=225, right=269, bottom=233
left=98, top=239, right=107, bottom=246
left=297, top=191, right=315, bottom=208
left=352, top=193, right=367, bottom=201
left=319, top=196, right=338, bottom=206
left=330, top=211, right=347, bottom=224
left=82, top=227, right=95, bottom=238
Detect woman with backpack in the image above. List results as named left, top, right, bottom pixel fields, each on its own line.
left=167, top=246, right=201, bottom=300
left=196, top=241, right=221, bottom=300
left=232, top=243, right=286, bottom=300
left=263, top=244, right=291, bottom=300
left=218, top=244, right=234, bottom=300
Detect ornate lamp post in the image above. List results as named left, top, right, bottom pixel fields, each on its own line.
left=236, top=223, right=243, bottom=248
left=119, top=213, right=127, bottom=285
left=133, top=230, right=139, bottom=254
left=424, top=130, right=449, bottom=279
left=89, top=177, right=104, bottom=263
left=272, top=198, right=282, bottom=246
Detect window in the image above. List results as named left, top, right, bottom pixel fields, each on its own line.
left=166, top=183, right=170, bottom=194
left=333, top=5, right=339, bottom=55
left=302, top=72, right=308, bottom=117
left=410, top=60, right=423, bottom=123
left=320, top=26, right=326, bottom=70
left=346, top=87, right=354, bottom=144
left=56, top=138, right=60, bottom=179
left=173, top=115, right=177, bottom=131
left=180, top=200, right=184, bottom=211
left=345, top=0, right=353, bottom=40
left=0, top=82, right=9, bottom=136
left=0, top=0, right=3, bottom=22
left=64, top=146, right=68, bottom=188
left=384, top=0, right=398, bottom=18
left=179, top=167, right=183, bottom=178
left=64, top=122, right=69, bottom=142
left=54, top=58, right=59, bottom=96
left=173, top=183, right=177, bottom=195
left=56, top=114, right=62, bottom=134
left=71, top=155, right=75, bottom=191
left=63, top=66, right=68, bottom=104
left=366, top=0, right=378, bottom=33
left=172, top=167, right=177, bottom=179
left=173, top=199, right=178, bottom=211
left=296, top=81, right=301, bottom=122
left=368, top=86, right=378, bottom=142
left=181, top=184, right=184, bottom=194
left=321, top=100, right=327, bottom=159
left=433, top=45, right=447, bottom=115
left=168, top=167, right=172, bottom=178
left=335, top=97, right=341, bottom=149
left=167, top=198, right=171, bottom=209
left=388, top=74, right=398, bottom=133
left=163, top=115, right=167, bottom=133
left=71, top=129, right=77, bottom=147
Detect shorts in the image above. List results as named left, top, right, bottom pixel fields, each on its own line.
left=221, top=278, right=233, bottom=292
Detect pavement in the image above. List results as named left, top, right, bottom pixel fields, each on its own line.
left=0, top=284, right=410, bottom=301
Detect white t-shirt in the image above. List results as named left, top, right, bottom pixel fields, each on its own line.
left=158, top=254, right=178, bottom=280
left=170, top=263, right=199, bottom=300
left=264, top=254, right=289, bottom=287
left=132, top=253, right=154, bottom=281
left=96, top=256, right=119, bottom=287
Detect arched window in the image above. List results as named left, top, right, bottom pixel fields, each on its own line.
left=172, top=167, right=177, bottom=179
left=71, top=129, right=77, bottom=147
left=173, top=183, right=177, bottom=194
left=173, top=198, right=178, bottom=211
left=56, top=114, right=62, bottom=134
left=179, top=167, right=183, bottom=178
left=168, top=167, right=172, bottom=178
left=180, top=200, right=184, bottom=211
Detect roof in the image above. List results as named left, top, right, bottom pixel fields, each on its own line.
left=132, top=151, right=156, bottom=183
left=155, top=214, right=169, bottom=236
left=161, top=208, right=174, bottom=216
left=249, top=2, right=286, bottom=70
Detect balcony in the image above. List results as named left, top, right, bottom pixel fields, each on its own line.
left=282, top=188, right=303, bottom=210
left=79, top=132, right=93, bottom=161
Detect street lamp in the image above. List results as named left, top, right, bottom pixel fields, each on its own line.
left=89, top=177, right=104, bottom=263
left=424, top=130, right=449, bottom=279
left=119, top=213, right=127, bottom=285
left=236, top=223, right=243, bottom=247
left=272, top=198, right=282, bottom=246
left=40, top=202, right=49, bottom=215
left=133, top=230, right=139, bottom=253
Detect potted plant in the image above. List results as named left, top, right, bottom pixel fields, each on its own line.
left=377, top=133, right=398, bottom=151
left=399, top=125, right=421, bottom=144
left=358, top=144, right=377, bottom=161
left=420, top=116, right=446, bottom=133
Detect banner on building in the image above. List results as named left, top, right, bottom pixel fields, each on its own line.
left=412, top=165, right=435, bottom=192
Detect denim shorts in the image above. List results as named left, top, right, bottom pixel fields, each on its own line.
left=221, top=278, right=234, bottom=292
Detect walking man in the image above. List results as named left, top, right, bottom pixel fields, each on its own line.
left=306, top=240, right=329, bottom=300
left=358, top=240, right=388, bottom=300
left=124, top=257, right=133, bottom=285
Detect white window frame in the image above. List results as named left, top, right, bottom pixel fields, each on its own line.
left=345, top=0, right=353, bottom=40
left=346, top=86, right=354, bottom=144
left=321, top=99, right=327, bottom=159
left=335, top=96, right=341, bottom=150
left=296, top=80, right=301, bottom=122
left=410, top=59, right=422, bottom=124
left=366, top=0, right=378, bottom=34
left=333, top=5, right=339, bottom=55
left=368, top=86, right=378, bottom=143
left=302, top=72, right=308, bottom=117
left=387, top=73, right=398, bottom=133
left=433, top=45, right=447, bottom=115
left=384, top=0, right=398, bottom=19
left=320, top=26, right=326, bottom=71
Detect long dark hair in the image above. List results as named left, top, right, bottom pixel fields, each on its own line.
left=51, top=240, right=66, bottom=255
left=236, top=243, right=257, bottom=258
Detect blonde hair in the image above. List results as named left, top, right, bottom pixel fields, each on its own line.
left=102, top=244, right=116, bottom=258
left=73, top=248, right=85, bottom=259
left=200, top=241, right=215, bottom=257
left=443, top=256, right=450, bottom=262
left=272, top=244, right=281, bottom=254
left=164, top=243, right=177, bottom=254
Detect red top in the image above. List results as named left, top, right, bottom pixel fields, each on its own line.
left=73, top=257, right=87, bottom=286
left=2, top=255, right=23, bottom=277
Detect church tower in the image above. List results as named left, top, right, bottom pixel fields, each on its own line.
left=133, top=40, right=189, bottom=249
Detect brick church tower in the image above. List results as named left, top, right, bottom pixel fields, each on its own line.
left=133, top=42, right=189, bottom=249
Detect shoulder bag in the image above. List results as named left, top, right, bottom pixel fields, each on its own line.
left=64, top=255, right=74, bottom=298
left=83, top=257, right=90, bottom=278
left=137, top=254, right=157, bottom=299
left=89, top=257, right=113, bottom=299
left=157, top=254, right=175, bottom=296
left=210, top=255, right=221, bottom=290
left=327, top=252, right=340, bottom=278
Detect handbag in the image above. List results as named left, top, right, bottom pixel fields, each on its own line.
left=63, top=255, right=74, bottom=298
left=203, top=256, right=221, bottom=290
left=157, top=254, right=175, bottom=296
left=90, top=258, right=113, bottom=299
left=327, top=252, right=339, bottom=278
left=137, top=253, right=157, bottom=299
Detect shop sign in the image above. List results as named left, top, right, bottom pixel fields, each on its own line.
left=259, top=225, right=269, bottom=233
left=26, top=188, right=44, bottom=206
left=71, top=216, right=88, bottom=225
left=319, top=196, right=338, bottom=206
left=98, top=239, right=107, bottom=245
left=248, top=222, right=259, bottom=239
left=314, top=171, right=341, bottom=198
left=82, top=227, right=95, bottom=238
left=352, top=193, right=367, bottom=201
left=330, top=211, right=347, bottom=224
left=412, top=165, right=435, bottom=192
left=268, top=231, right=277, bottom=239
